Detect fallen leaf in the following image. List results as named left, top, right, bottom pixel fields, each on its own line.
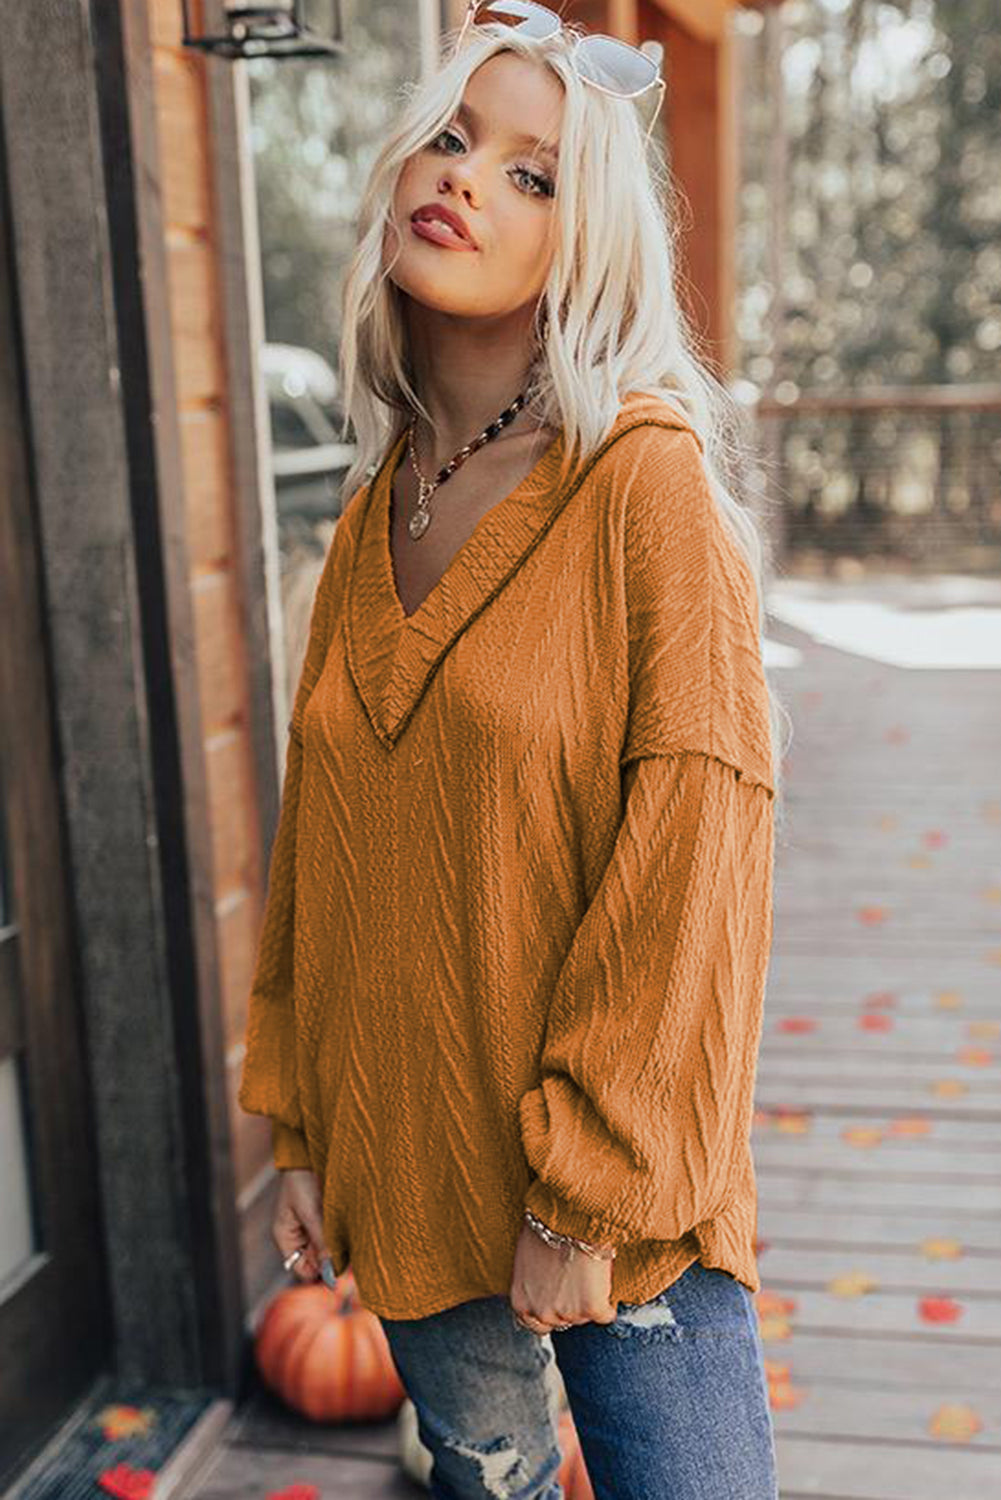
left=928, top=1403, right=982, bottom=1441
left=776, top=1112, right=811, bottom=1134
left=957, top=1046, right=994, bottom=1067
left=918, top=1296, right=963, bottom=1325
left=859, top=1014, right=893, bottom=1032
left=97, top=1465, right=156, bottom=1500
left=920, top=1238, right=962, bottom=1260
left=828, top=1271, right=879, bottom=1297
left=96, top=1406, right=157, bottom=1442
left=863, top=991, right=898, bottom=1009
left=931, top=1079, right=967, bottom=1098
left=842, top=1127, right=884, bottom=1148
left=769, top=1379, right=805, bottom=1410
left=886, top=1116, right=931, bottom=1137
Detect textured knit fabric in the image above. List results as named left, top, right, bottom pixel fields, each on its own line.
left=238, top=390, right=776, bottom=1320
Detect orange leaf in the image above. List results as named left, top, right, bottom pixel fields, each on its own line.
left=920, top=1237, right=962, bottom=1260
left=828, top=1271, right=879, bottom=1297
left=886, top=1116, right=931, bottom=1137
left=928, top=1403, right=982, bottom=1441
left=957, top=1046, right=994, bottom=1067
left=95, top=1405, right=157, bottom=1442
left=777, top=1017, right=817, bottom=1033
left=858, top=905, right=888, bottom=925
left=769, top=1379, right=805, bottom=1410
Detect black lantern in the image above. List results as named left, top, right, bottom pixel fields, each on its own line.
left=181, top=1, right=344, bottom=60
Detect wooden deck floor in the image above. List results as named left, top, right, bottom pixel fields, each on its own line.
left=191, top=577, right=1001, bottom=1498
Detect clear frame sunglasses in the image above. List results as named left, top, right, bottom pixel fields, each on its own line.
left=454, top=1, right=666, bottom=149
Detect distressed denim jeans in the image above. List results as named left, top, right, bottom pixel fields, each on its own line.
left=378, top=1258, right=780, bottom=1499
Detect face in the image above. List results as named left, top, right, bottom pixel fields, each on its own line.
left=385, top=50, right=564, bottom=322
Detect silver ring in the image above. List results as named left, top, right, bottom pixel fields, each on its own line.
left=283, top=1248, right=305, bottom=1272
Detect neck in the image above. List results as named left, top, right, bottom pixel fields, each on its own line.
left=404, top=299, right=540, bottom=465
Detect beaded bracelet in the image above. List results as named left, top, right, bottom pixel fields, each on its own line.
left=523, top=1207, right=618, bottom=1261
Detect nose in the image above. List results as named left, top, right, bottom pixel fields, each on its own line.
left=436, top=157, right=479, bottom=207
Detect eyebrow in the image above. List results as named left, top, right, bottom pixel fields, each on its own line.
left=454, top=100, right=560, bottom=169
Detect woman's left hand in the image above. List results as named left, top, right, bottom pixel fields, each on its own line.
left=509, top=1221, right=618, bottom=1333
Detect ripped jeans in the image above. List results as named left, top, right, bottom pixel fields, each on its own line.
left=378, top=1258, right=779, bottom=1499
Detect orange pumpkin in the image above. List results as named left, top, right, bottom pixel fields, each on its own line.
left=254, top=1267, right=406, bottom=1422
left=556, top=1407, right=594, bottom=1499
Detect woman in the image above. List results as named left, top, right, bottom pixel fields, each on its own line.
left=239, top=6, right=788, bottom=1496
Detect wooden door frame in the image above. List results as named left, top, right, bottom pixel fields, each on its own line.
left=0, top=87, right=110, bottom=1487
left=0, top=0, right=247, bottom=1393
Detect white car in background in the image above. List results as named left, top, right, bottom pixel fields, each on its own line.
left=258, top=341, right=356, bottom=519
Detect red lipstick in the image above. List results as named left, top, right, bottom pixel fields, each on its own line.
left=410, top=202, right=478, bottom=251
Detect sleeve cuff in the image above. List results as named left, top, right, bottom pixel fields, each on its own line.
left=523, top=1179, right=628, bottom=1251
left=271, top=1119, right=312, bottom=1170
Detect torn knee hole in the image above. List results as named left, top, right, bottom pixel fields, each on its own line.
left=436, top=1421, right=532, bottom=1498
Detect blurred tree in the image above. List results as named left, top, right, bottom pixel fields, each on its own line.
left=246, top=1, right=425, bottom=369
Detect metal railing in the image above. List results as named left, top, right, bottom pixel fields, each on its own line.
left=750, top=384, right=1001, bottom=575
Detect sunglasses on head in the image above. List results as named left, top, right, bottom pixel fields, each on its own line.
left=454, top=2, right=666, bottom=149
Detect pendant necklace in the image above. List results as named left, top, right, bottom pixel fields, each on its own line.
left=405, top=389, right=529, bottom=541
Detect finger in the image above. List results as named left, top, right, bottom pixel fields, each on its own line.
left=295, top=1201, right=333, bottom=1273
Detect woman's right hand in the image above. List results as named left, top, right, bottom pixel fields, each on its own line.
left=272, top=1168, right=335, bottom=1285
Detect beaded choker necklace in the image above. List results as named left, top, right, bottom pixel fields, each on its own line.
left=404, top=389, right=529, bottom=540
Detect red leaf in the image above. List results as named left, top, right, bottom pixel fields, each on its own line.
left=97, top=1465, right=156, bottom=1500
left=918, top=1296, right=963, bottom=1325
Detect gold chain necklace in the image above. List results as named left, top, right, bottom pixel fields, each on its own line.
left=405, top=389, right=529, bottom=541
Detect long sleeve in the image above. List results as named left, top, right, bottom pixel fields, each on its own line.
left=237, top=509, right=356, bottom=1171
left=519, top=749, right=774, bottom=1246
left=518, top=420, right=776, bottom=1247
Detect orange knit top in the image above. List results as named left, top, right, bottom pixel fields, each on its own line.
left=238, top=390, right=776, bottom=1320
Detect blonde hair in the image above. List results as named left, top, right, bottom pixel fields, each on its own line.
left=338, top=19, right=792, bottom=818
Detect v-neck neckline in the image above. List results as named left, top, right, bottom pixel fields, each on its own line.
left=343, top=394, right=702, bottom=751
left=381, top=424, right=566, bottom=626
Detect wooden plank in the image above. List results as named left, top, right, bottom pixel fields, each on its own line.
left=756, top=1247, right=1001, bottom=1295
left=757, top=1206, right=1001, bottom=1254
left=776, top=1436, right=1001, bottom=1500
left=753, top=1139, right=1001, bottom=1175
left=191, top=1444, right=415, bottom=1499
left=757, top=580, right=1001, bottom=1497
left=754, top=1329, right=1001, bottom=1392
left=757, top=1172, right=1001, bottom=1214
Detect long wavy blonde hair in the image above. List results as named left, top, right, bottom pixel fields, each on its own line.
left=337, top=18, right=792, bottom=818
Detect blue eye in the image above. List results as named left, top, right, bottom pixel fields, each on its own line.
left=429, top=127, right=556, bottom=200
